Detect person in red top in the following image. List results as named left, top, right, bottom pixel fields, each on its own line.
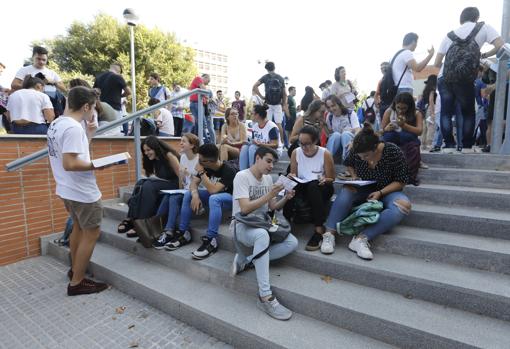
left=186, top=74, right=212, bottom=141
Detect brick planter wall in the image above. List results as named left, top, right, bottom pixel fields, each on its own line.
left=0, top=135, right=180, bottom=265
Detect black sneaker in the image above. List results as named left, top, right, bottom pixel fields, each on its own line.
left=152, top=232, right=174, bottom=249
left=305, top=232, right=323, bottom=251
left=482, top=145, right=491, bottom=153
left=67, top=278, right=108, bottom=296
left=429, top=146, right=441, bottom=153
left=192, top=236, right=218, bottom=260
left=165, top=230, right=191, bottom=251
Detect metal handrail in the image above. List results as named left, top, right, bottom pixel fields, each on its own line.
left=4, top=88, right=212, bottom=172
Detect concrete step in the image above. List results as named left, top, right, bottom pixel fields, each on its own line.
left=420, top=152, right=510, bottom=171
left=98, top=216, right=510, bottom=323
left=404, top=204, right=510, bottom=240
left=45, top=242, right=392, bottom=349
left=403, top=184, right=510, bottom=210
left=46, top=230, right=510, bottom=348
left=376, top=226, right=510, bottom=275
left=418, top=167, right=510, bottom=189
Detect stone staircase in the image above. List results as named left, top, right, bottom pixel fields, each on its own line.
left=42, top=152, right=510, bottom=348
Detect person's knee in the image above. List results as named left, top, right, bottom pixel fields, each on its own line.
left=287, top=234, right=298, bottom=251
left=82, top=227, right=101, bottom=240
left=254, top=230, right=270, bottom=247
left=394, top=199, right=411, bottom=215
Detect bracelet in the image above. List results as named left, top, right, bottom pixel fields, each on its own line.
left=379, top=190, right=384, bottom=197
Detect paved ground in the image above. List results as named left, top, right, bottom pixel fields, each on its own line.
left=0, top=256, right=233, bottom=349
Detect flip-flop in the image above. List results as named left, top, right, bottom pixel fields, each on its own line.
left=118, top=219, right=133, bottom=234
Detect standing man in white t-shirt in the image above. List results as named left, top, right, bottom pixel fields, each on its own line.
left=231, top=146, right=297, bottom=320
left=434, top=7, right=503, bottom=153
left=47, top=86, right=108, bottom=296
left=11, top=46, right=67, bottom=94
left=392, top=33, right=435, bottom=95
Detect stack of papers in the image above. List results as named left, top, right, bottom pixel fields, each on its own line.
left=334, top=179, right=376, bottom=187
left=91, top=152, right=131, bottom=168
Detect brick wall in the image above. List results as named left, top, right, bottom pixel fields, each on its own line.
left=0, top=136, right=180, bottom=266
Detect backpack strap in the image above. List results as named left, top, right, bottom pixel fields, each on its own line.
left=390, top=49, right=409, bottom=89
left=447, top=21, right=485, bottom=43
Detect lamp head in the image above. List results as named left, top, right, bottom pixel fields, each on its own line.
left=123, top=8, right=139, bottom=26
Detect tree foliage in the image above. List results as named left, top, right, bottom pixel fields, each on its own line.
left=41, top=14, right=197, bottom=110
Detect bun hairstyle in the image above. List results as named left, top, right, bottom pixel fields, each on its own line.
left=254, top=104, right=269, bottom=119
left=22, top=75, right=45, bottom=89
left=352, top=122, right=380, bottom=154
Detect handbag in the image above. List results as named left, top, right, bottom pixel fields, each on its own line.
left=234, top=210, right=291, bottom=243
left=133, top=216, right=163, bottom=248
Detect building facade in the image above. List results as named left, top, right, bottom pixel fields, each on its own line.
left=193, top=48, right=229, bottom=95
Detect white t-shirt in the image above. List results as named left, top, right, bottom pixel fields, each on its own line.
left=391, top=49, right=414, bottom=89
left=327, top=110, right=360, bottom=134
left=232, top=169, right=273, bottom=217
left=15, top=65, right=62, bottom=94
left=156, top=108, right=174, bottom=135
left=7, top=88, right=53, bottom=123
left=438, top=22, right=500, bottom=77
left=296, top=147, right=326, bottom=181
left=179, top=153, right=199, bottom=190
left=47, top=116, right=101, bottom=203
left=252, top=120, right=283, bottom=155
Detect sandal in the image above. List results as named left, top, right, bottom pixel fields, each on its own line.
left=118, top=219, right=133, bottom=234
left=126, top=229, right=138, bottom=238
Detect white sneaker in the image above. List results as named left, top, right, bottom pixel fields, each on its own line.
left=441, top=148, right=456, bottom=154
left=461, top=148, right=475, bottom=154
left=348, top=236, right=373, bottom=260
left=321, top=232, right=335, bottom=255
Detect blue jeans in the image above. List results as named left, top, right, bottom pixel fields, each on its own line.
left=397, top=87, right=414, bottom=95
left=239, top=144, right=259, bottom=170
left=187, top=101, right=199, bottom=134
left=179, top=189, right=232, bottom=238
left=11, top=123, right=48, bottom=134
left=156, top=194, right=184, bottom=231
left=234, top=222, right=298, bottom=297
left=382, top=130, right=420, bottom=146
left=325, top=186, right=410, bottom=240
left=326, top=131, right=355, bottom=160
left=438, top=77, right=475, bottom=148
left=432, top=113, right=443, bottom=148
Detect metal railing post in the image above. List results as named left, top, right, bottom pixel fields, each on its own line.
left=129, top=24, right=142, bottom=180
left=197, top=94, right=204, bottom=145
left=491, top=0, right=510, bottom=153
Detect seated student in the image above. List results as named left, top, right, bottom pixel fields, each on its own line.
left=231, top=146, right=298, bottom=320
left=289, top=100, right=328, bottom=146
left=148, top=97, right=175, bottom=136
left=239, top=105, right=283, bottom=170
left=381, top=92, right=423, bottom=185
left=6, top=75, right=54, bottom=134
left=118, top=136, right=180, bottom=236
left=152, top=133, right=200, bottom=248
left=283, top=126, right=335, bottom=254
left=166, top=143, right=237, bottom=259
left=323, top=123, right=411, bottom=260
left=219, top=107, right=247, bottom=161
left=324, top=94, right=360, bottom=161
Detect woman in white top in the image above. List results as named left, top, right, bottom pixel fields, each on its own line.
left=153, top=133, right=201, bottom=248
left=219, top=107, right=247, bottom=161
left=7, top=75, right=54, bottom=134
left=239, top=104, right=282, bottom=170
left=149, top=97, right=174, bottom=136
left=284, top=126, right=335, bottom=254
left=324, top=94, right=361, bottom=160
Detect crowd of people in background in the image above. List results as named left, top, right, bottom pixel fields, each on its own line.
left=1, top=6, right=507, bottom=320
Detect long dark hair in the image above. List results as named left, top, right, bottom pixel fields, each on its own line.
left=421, top=75, right=437, bottom=106
left=392, top=92, right=417, bottom=126
left=141, top=136, right=179, bottom=176
left=300, top=86, right=315, bottom=112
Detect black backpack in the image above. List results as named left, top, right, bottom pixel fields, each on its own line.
left=364, top=100, right=376, bottom=123
left=443, top=22, right=484, bottom=84
left=129, top=118, right=158, bottom=136
left=380, top=49, right=407, bottom=106
left=265, top=75, right=283, bottom=105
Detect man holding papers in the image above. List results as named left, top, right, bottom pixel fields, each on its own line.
left=323, top=123, right=412, bottom=260
left=47, top=86, right=109, bottom=296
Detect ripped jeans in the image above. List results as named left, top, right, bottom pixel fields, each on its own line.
left=325, top=185, right=410, bottom=240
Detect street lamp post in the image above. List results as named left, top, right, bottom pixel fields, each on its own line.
left=123, top=8, right=142, bottom=180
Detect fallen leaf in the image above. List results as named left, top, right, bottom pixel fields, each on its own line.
left=321, top=275, right=333, bottom=283
left=128, top=324, right=135, bottom=330
left=115, top=306, right=126, bottom=314
left=129, top=341, right=139, bottom=348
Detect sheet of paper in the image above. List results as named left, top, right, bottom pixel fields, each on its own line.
left=334, top=179, right=376, bottom=187
left=289, top=175, right=313, bottom=184
left=160, top=189, right=188, bottom=195
left=91, top=152, right=131, bottom=168
left=275, top=175, right=298, bottom=192
left=344, top=92, right=356, bottom=104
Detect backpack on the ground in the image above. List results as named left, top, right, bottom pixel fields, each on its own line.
left=380, top=49, right=407, bottom=106
left=443, top=22, right=484, bottom=84
left=363, top=100, right=376, bottom=123
left=265, top=75, right=283, bottom=105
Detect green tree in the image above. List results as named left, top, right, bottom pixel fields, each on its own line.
left=41, top=14, right=197, bottom=110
